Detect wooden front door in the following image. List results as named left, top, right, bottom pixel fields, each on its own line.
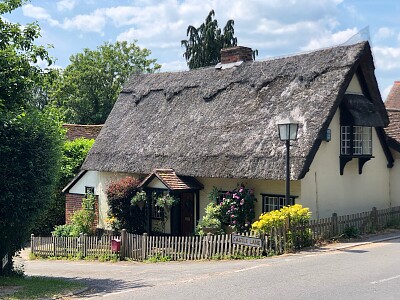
left=180, top=193, right=194, bottom=236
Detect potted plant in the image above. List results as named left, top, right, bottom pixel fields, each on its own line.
left=196, top=203, right=223, bottom=235
left=131, top=190, right=147, bottom=210
left=155, top=193, right=178, bottom=209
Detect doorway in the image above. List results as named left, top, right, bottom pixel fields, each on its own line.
left=180, top=192, right=195, bottom=236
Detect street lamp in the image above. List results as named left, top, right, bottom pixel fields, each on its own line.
left=278, top=117, right=299, bottom=207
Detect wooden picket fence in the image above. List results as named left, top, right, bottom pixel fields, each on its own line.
left=120, top=231, right=272, bottom=261
left=30, top=234, right=119, bottom=257
left=31, top=205, right=400, bottom=261
left=308, top=206, right=400, bottom=241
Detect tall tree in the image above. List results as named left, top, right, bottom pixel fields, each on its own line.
left=54, top=41, right=161, bottom=125
left=181, top=10, right=238, bottom=69
left=0, top=0, right=64, bottom=275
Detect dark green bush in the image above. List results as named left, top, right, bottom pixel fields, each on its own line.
left=32, top=137, right=94, bottom=235
left=106, top=176, right=146, bottom=234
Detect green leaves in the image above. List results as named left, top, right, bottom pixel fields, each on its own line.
left=54, top=41, right=161, bottom=125
left=181, top=10, right=238, bottom=69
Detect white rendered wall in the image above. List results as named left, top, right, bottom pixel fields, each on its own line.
left=390, top=151, right=400, bottom=207
left=300, top=110, right=391, bottom=219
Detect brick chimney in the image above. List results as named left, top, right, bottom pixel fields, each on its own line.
left=220, top=46, right=253, bottom=64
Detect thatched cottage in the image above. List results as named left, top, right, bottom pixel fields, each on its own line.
left=64, top=41, right=400, bottom=235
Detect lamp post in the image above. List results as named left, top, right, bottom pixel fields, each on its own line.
left=278, top=117, right=299, bottom=206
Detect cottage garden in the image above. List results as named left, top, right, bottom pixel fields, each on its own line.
left=31, top=175, right=392, bottom=262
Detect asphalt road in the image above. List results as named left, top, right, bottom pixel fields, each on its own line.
left=23, top=237, right=400, bottom=300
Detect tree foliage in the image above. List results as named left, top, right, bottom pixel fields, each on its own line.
left=53, top=41, right=161, bottom=125
left=32, top=138, right=95, bottom=236
left=0, top=0, right=64, bottom=275
left=0, top=108, right=64, bottom=274
left=0, top=0, right=55, bottom=113
left=106, top=177, right=146, bottom=234
left=181, top=10, right=238, bottom=69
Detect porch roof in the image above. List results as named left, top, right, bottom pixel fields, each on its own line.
left=139, top=169, right=204, bottom=191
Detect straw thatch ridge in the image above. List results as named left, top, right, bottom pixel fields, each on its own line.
left=82, top=41, right=387, bottom=180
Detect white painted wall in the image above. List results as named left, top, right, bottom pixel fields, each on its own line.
left=71, top=171, right=139, bottom=229
left=69, top=171, right=100, bottom=195
left=301, top=110, right=391, bottom=219
left=390, top=151, right=400, bottom=207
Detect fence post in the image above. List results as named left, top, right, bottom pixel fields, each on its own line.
left=84, top=234, right=88, bottom=257
left=30, top=234, right=34, bottom=255
left=79, top=233, right=84, bottom=256
left=142, top=233, right=147, bottom=261
left=331, top=213, right=338, bottom=237
left=53, top=235, right=56, bottom=257
left=371, top=207, right=378, bottom=231
left=206, top=233, right=212, bottom=258
left=120, top=229, right=127, bottom=258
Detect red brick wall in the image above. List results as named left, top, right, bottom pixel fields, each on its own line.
left=221, top=46, right=253, bottom=64
left=65, top=193, right=99, bottom=228
left=63, top=124, right=103, bottom=141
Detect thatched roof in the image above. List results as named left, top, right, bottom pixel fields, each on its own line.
left=82, top=41, right=388, bottom=180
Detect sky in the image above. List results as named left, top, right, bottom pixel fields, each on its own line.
left=5, top=0, right=400, bottom=99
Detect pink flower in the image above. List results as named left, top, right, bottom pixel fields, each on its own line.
left=233, top=220, right=236, bottom=224
left=231, top=205, right=235, bottom=209
left=239, top=188, right=244, bottom=193
left=231, top=214, right=235, bottom=218
left=240, top=199, right=244, bottom=206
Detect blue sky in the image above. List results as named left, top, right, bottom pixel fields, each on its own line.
left=5, top=0, right=400, bottom=99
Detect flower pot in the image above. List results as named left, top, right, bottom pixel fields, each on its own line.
left=202, top=227, right=218, bottom=234
left=137, top=200, right=145, bottom=210
left=222, top=224, right=234, bottom=234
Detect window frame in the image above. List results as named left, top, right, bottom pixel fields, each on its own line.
left=85, top=186, right=95, bottom=195
left=340, top=125, right=372, bottom=156
left=261, top=193, right=297, bottom=213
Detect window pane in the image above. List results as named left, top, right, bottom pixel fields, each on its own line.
left=362, top=127, right=372, bottom=155
left=341, top=126, right=350, bottom=155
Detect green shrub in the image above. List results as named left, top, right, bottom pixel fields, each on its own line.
left=210, top=185, right=257, bottom=233
left=252, top=204, right=312, bottom=250
left=106, top=176, right=146, bottom=234
left=52, top=194, right=96, bottom=237
left=342, top=226, right=360, bottom=239
left=196, top=203, right=223, bottom=235
left=32, top=137, right=95, bottom=236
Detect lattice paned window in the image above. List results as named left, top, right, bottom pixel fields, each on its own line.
left=262, top=194, right=296, bottom=213
left=341, top=126, right=351, bottom=155
left=340, top=126, right=372, bottom=156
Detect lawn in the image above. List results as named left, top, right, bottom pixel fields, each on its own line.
left=0, top=276, right=84, bottom=300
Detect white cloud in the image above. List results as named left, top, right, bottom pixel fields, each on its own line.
left=57, top=0, right=77, bottom=11
left=22, top=4, right=52, bottom=20
left=374, top=27, right=395, bottom=41
left=374, top=46, right=400, bottom=71
left=159, top=59, right=187, bottom=72
left=302, top=28, right=359, bottom=50
left=61, top=13, right=106, bottom=33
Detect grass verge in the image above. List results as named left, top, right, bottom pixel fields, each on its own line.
left=0, top=276, right=84, bottom=300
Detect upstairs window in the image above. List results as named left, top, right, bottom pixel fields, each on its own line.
left=340, top=126, right=372, bottom=156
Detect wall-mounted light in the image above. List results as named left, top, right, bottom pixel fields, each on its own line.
left=326, top=129, right=331, bottom=142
